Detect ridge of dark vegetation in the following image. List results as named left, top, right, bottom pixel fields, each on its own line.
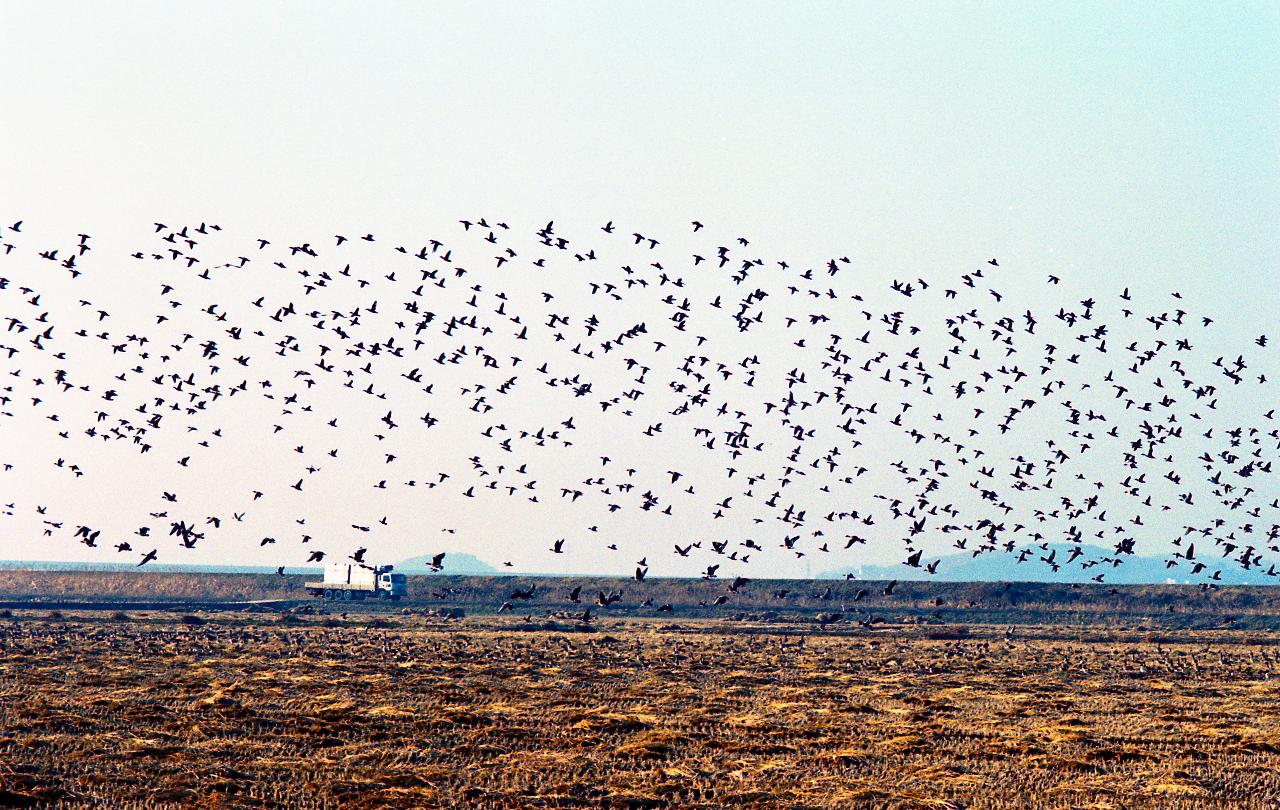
left=0, top=570, right=1277, bottom=630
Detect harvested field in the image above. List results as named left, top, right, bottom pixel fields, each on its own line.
left=2, top=611, right=1279, bottom=808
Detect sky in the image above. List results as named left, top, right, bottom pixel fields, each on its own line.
left=0, top=2, right=1277, bottom=576
left=2, top=2, right=1275, bottom=279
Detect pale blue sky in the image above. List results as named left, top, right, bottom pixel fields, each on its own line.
left=0, top=2, right=1277, bottom=574
left=2, top=1, right=1275, bottom=299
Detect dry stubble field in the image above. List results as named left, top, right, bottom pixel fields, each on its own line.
left=1, top=612, right=1279, bottom=808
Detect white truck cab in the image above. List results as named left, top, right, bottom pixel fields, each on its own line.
left=306, top=563, right=406, bottom=601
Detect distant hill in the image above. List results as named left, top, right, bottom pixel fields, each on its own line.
left=818, top=544, right=1275, bottom=585
left=1, top=545, right=1271, bottom=585
left=398, top=551, right=498, bottom=575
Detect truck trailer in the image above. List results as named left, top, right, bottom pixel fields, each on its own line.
left=305, top=563, right=406, bottom=601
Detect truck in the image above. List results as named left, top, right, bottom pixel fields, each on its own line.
left=305, top=563, right=407, bottom=601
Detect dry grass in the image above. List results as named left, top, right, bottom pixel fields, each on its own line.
left=0, top=612, right=1278, bottom=808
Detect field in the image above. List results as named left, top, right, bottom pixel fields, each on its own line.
left=2, top=595, right=1280, bottom=808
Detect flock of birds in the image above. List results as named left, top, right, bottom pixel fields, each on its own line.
left=2, top=214, right=1278, bottom=605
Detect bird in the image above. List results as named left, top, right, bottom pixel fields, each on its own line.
left=3, top=211, right=1272, bottom=604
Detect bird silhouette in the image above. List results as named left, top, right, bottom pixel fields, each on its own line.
left=1, top=213, right=1274, bottom=602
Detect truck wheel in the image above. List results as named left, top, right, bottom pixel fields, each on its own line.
left=342, top=589, right=352, bottom=601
